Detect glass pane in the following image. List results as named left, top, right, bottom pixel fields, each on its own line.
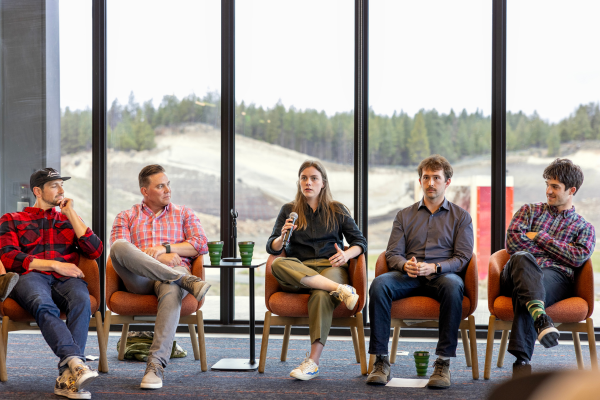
left=0, top=1, right=92, bottom=226
left=234, top=0, right=355, bottom=321
left=106, top=0, right=221, bottom=320
left=368, top=0, right=492, bottom=324
left=507, top=1, right=600, bottom=324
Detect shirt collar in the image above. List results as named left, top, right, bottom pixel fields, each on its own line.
left=141, top=201, right=171, bottom=217
left=418, top=197, right=449, bottom=212
left=23, top=206, right=58, bottom=216
left=547, top=203, right=576, bottom=218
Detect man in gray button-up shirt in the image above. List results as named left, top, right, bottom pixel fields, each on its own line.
left=366, top=155, right=474, bottom=388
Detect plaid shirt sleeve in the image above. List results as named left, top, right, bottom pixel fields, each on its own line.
left=110, top=210, right=132, bottom=246
left=182, top=207, right=208, bottom=257
left=506, top=204, right=545, bottom=256
left=534, top=222, right=596, bottom=268
left=77, top=227, right=103, bottom=260
left=0, top=213, right=35, bottom=273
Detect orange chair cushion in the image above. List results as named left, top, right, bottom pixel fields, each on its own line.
left=0, top=296, right=98, bottom=323
left=108, top=291, right=199, bottom=317
left=268, top=292, right=357, bottom=318
left=493, top=295, right=588, bottom=324
left=390, top=296, right=472, bottom=320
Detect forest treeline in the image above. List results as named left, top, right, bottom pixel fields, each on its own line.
left=61, top=92, right=600, bottom=165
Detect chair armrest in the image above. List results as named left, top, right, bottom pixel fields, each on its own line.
left=105, top=257, right=121, bottom=311
left=191, top=255, right=205, bottom=280
left=79, top=256, right=100, bottom=309
left=265, top=250, right=286, bottom=312
left=488, top=249, right=510, bottom=314
left=348, top=252, right=367, bottom=313
left=375, top=251, right=389, bottom=277
left=463, top=253, right=478, bottom=315
left=574, top=258, right=594, bottom=319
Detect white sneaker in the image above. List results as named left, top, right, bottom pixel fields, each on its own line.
left=54, top=370, right=92, bottom=399
left=289, top=353, right=319, bottom=381
left=71, top=363, right=98, bottom=390
left=330, top=284, right=359, bottom=310
left=141, top=361, right=164, bottom=389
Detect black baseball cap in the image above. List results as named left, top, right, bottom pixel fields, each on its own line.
left=30, top=168, right=71, bottom=192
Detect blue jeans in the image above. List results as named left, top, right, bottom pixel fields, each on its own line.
left=9, top=272, right=91, bottom=374
left=500, top=251, right=573, bottom=361
left=369, top=270, right=465, bottom=357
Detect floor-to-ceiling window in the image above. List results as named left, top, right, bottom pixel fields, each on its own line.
left=368, top=0, right=493, bottom=324
left=106, top=0, right=221, bottom=319
left=507, top=0, right=600, bottom=323
left=234, top=0, right=355, bottom=321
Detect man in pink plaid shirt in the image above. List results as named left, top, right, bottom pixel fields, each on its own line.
left=109, top=164, right=210, bottom=390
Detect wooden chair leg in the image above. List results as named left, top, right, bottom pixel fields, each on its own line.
left=497, top=330, right=509, bottom=367
left=281, top=324, right=292, bottom=362
left=587, top=318, right=598, bottom=370
left=196, top=311, right=207, bottom=372
left=461, top=327, right=472, bottom=367
left=468, top=315, right=479, bottom=380
left=94, top=311, right=108, bottom=373
left=573, top=331, right=584, bottom=369
left=484, top=315, right=496, bottom=380
left=350, top=325, right=360, bottom=363
left=188, top=323, right=200, bottom=361
left=2, top=316, right=8, bottom=356
left=258, top=311, right=271, bottom=373
left=0, top=318, right=7, bottom=382
left=390, top=326, right=400, bottom=364
left=356, top=312, right=367, bottom=376
left=103, top=310, right=112, bottom=345
left=118, top=323, right=130, bottom=361
left=368, top=354, right=375, bottom=375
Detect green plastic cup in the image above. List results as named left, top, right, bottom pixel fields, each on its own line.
left=238, top=241, right=255, bottom=266
left=207, top=241, right=224, bottom=265
left=414, top=351, right=430, bottom=376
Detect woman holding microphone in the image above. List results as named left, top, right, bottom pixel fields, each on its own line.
left=266, top=160, right=367, bottom=381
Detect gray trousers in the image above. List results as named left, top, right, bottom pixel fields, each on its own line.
left=110, top=239, right=190, bottom=367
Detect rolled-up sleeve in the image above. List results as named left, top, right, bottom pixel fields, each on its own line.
left=438, top=211, right=474, bottom=274
left=77, top=227, right=103, bottom=260
left=386, top=212, right=408, bottom=272
left=183, top=207, right=208, bottom=256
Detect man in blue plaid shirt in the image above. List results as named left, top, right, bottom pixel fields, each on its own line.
left=503, top=158, right=596, bottom=377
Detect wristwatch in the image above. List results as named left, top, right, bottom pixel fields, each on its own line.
left=436, top=263, right=442, bottom=274
left=162, top=242, right=171, bottom=254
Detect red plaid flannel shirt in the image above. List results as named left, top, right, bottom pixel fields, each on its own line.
left=109, top=202, right=208, bottom=269
left=506, top=202, right=596, bottom=279
left=0, top=207, right=103, bottom=278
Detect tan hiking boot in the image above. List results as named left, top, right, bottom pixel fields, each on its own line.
left=427, top=358, right=451, bottom=389
left=366, top=355, right=391, bottom=385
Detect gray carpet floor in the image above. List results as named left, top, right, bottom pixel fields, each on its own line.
left=0, top=332, right=594, bottom=399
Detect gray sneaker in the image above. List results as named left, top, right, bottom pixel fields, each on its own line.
left=366, top=355, right=391, bottom=385
left=427, top=358, right=451, bottom=389
left=141, top=362, right=164, bottom=389
left=0, top=272, right=19, bottom=302
left=179, top=275, right=211, bottom=302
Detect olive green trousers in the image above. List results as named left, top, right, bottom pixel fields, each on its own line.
left=271, top=257, right=349, bottom=345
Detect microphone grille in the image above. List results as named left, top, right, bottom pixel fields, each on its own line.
left=289, top=212, right=298, bottom=219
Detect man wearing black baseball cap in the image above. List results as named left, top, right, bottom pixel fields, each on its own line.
left=0, top=167, right=103, bottom=399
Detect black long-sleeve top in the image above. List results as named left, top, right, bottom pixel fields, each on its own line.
left=266, top=203, right=367, bottom=261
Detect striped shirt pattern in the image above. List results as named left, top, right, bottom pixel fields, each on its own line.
left=110, top=202, right=208, bottom=269
left=506, top=202, right=596, bottom=279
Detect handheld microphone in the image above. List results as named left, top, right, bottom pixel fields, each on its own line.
left=283, top=212, right=299, bottom=245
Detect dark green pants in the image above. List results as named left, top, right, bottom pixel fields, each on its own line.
left=271, top=257, right=348, bottom=345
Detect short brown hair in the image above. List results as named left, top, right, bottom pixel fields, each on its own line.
left=543, top=158, right=584, bottom=195
left=138, top=164, right=165, bottom=188
left=417, top=155, right=453, bottom=181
